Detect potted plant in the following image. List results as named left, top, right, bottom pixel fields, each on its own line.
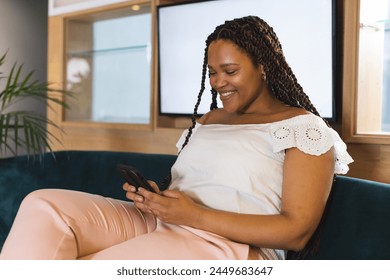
left=0, top=52, right=70, bottom=158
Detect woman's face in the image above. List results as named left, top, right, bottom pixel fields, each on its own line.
left=207, top=39, right=268, bottom=114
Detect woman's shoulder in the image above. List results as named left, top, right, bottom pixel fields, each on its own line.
left=197, top=109, right=226, bottom=124
left=268, top=107, right=311, bottom=124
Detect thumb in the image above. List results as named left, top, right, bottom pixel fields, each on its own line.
left=147, top=180, right=161, bottom=194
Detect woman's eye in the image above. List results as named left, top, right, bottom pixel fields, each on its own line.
left=208, top=71, right=216, bottom=77
left=226, top=70, right=237, bottom=75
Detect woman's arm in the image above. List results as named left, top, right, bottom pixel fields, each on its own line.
left=125, top=147, right=335, bottom=251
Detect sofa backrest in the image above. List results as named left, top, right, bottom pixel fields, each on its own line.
left=289, top=175, right=390, bottom=260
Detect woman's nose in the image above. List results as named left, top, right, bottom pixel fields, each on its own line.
left=211, top=75, right=227, bottom=90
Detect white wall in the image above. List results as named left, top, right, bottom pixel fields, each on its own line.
left=0, top=0, right=48, bottom=156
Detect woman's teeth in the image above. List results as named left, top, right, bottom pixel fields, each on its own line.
left=220, top=91, right=235, bottom=97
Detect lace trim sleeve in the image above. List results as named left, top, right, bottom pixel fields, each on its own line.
left=270, top=115, right=354, bottom=174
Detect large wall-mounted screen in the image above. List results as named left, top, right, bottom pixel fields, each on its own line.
left=158, top=0, right=336, bottom=120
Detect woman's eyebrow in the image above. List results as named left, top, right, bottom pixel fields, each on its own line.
left=208, top=63, right=239, bottom=69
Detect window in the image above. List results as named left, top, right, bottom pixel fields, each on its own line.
left=64, top=5, right=151, bottom=124
left=356, top=0, right=390, bottom=134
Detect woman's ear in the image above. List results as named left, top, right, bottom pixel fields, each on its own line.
left=257, top=64, right=265, bottom=73
left=258, top=64, right=266, bottom=81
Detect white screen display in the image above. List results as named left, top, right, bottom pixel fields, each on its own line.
left=158, top=0, right=334, bottom=119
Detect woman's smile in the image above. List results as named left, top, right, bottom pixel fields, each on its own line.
left=219, top=90, right=237, bottom=102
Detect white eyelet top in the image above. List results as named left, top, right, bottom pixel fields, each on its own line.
left=169, top=114, right=353, bottom=259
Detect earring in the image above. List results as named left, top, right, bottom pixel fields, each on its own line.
left=261, top=72, right=266, bottom=81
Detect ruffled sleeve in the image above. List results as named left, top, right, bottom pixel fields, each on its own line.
left=270, top=114, right=353, bottom=174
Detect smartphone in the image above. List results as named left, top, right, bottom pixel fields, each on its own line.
left=117, top=164, right=156, bottom=193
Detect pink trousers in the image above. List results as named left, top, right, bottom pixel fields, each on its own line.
left=0, top=189, right=253, bottom=260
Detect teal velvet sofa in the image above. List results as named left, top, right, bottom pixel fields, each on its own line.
left=1, top=150, right=390, bottom=260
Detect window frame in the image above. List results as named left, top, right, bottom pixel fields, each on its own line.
left=342, top=0, right=390, bottom=144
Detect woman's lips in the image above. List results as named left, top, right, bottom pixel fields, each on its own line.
left=219, top=91, right=236, bottom=101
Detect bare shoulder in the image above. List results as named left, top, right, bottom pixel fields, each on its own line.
left=197, top=109, right=225, bottom=124
left=251, top=106, right=311, bottom=124
left=278, top=107, right=311, bottom=121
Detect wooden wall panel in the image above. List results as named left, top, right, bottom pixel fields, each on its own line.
left=346, top=143, right=390, bottom=184
left=49, top=125, right=183, bottom=155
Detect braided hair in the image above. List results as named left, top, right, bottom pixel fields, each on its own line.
left=180, top=15, right=325, bottom=152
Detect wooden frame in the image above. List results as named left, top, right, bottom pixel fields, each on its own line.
left=342, top=0, right=390, bottom=144
left=47, top=0, right=185, bottom=155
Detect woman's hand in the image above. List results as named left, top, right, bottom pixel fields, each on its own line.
left=124, top=183, right=203, bottom=226
left=123, top=180, right=160, bottom=213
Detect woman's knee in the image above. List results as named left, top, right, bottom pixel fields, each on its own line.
left=18, top=189, right=71, bottom=213
left=21, top=188, right=59, bottom=204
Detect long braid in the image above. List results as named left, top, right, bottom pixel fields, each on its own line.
left=179, top=47, right=209, bottom=152
left=210, top=88, right=218, bottom=110
left=160, top=42, right=209, bottom=187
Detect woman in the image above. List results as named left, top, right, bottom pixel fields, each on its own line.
left=0, top=16, right=352, bottom=260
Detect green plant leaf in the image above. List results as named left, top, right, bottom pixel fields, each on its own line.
left=0, top=52, right=72, bottom=158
